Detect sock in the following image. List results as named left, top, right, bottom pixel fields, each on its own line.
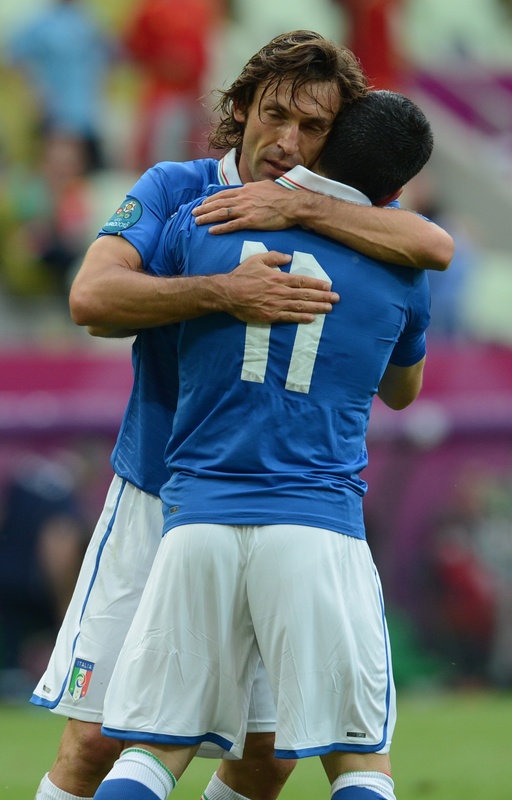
left=201, top=771, right=251, bottom=800
left=332, top=771, right=396, bottom=800
left=35, top=773, right=94, bottom=800
left=93, top=748, right=176, bottom=800
left=34, top=772, right=93, bottom=800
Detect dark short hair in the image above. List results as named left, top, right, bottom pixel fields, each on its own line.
left=209, top=30, right=368, bottom=152
left=318, top=90, right=434, bottom=204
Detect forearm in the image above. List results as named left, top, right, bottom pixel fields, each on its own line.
left=71, top=266, right=230, bottom=329
left=193, top=183, right=454, bottom=271
left=70, top=239, right=337, bottom=330
left=378, top=358, right=426, bottom=410
left=69, top=237, right=232, bottom=329
left=292, top=192, right=454, bottom=271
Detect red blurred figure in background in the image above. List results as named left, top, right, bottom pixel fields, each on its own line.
left=336, top=0, right=407, bottom=89
left=121, top=0, right=226, bottom=171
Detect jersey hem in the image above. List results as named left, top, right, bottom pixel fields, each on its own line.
left=30, top=694, right=103, bottom=722
left=164, top=516, right=365, bottom=539
left=274, top=737, right=388, bottom=759
left=102, top=727, right=234, bottom=753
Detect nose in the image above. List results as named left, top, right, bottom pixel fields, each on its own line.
left=277, top=123, right=300, bottom=155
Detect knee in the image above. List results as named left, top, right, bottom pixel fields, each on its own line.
left=49, top=720, right=123, bottom=795
left=56, top=720, right=123, bottom=776
left=219, top=733, right=296, bottom=800
left=76, top=722, right=122, bottom=767
left=244, top=732, right=296, bottom=779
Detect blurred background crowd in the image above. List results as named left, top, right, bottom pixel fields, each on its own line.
left=1, top=0, right=512, bottom=699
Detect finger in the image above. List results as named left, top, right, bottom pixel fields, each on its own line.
left=193, top=190, right=238, bottom=212
left=194, top=210, right=241, bottom=228
left=261, top=251, right=292, bottom=266
left=205, top=221, right=241, bottom=233
left=286, top=294, right=338, bottom=308
left=274, top=313, right=316, bottom=324
left=192, top=203, right=225, bottom=219
left=275, top=289, right=340, bottom=307
left=298, top=292, right=339, bottom=305
left=271, top=304, right=334, bottom=323
left=276, top=273, right=340, bottom=297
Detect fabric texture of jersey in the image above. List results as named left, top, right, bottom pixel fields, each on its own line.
left=150, top=167, right=430, bottom=537
left=102, top=152, right=241, bottom=496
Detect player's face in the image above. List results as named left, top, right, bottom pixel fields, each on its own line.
left=235, top=79, right=341, bottom=183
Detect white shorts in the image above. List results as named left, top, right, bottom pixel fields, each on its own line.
left=31, top=478, right=278, bottom=752
left=102, top=523, right=396, bottom=760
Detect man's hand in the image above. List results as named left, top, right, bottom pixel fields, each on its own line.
left=218, top=250, right=339, bottom=324
left=192, top=182, right=298, bottom=234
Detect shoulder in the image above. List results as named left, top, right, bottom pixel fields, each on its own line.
left=129, top=159, right=221, bottom=211
left=148, top=158, right=221, bottom=186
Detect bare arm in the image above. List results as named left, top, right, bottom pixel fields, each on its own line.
left=377, top=357, right=426, bottom=410
left=69, top=234, right=339, bottom=334
left=192, top=182, right=454, bottom=271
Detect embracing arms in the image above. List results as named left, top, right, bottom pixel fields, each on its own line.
left=70, top=176, right=451, bottom=336
left=69, top=235, right=339, bottom=335
left=192, top=181, right=454, bottom=271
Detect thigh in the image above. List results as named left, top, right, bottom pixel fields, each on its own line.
left=248, top=525, right=396, bottom=758
left=102, top=524, right=260, bottom=759
left=31, top=478, right=163, bottom=721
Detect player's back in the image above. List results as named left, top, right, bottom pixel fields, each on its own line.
left=155, top=191, right=429, bottom=537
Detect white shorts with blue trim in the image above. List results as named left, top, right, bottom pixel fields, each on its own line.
left=102, top=523, right=396, bottom=759
left=31, top=479, right=278, bottom=756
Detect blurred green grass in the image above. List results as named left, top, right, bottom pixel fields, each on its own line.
left=2, top=691, right=511, bottom=799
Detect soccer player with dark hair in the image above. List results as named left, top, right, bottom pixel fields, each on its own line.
left=91, top=89, right=433, bottom=800
left=32, top=30, right=451, bottom=800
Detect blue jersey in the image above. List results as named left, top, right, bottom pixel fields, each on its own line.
left=151, top=169, right=430, bottom=537
left=99, top=153, right=241, bottom=495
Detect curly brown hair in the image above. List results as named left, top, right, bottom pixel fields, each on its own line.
left=208, top=30, right=368, bottom=153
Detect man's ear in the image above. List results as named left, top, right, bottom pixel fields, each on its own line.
left=376, top=187, right=402, bottom=207
left=233, top=102, right=247, bottom=124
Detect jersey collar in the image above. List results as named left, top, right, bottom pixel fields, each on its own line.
left=277, top=165, right=371, bottom=206
left=217, top=149, right=242, bottom=186
left=217, top=154, right=372, bottom=207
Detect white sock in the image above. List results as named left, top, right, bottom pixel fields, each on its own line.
left=202, top=771, right=251, bottom=800
left=98, top=747, right=176, bottom=800
left=332, top=771, right=396, bottom=800
left=34, top=773, right=93, bottom=800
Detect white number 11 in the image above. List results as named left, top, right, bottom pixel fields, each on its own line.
left=240, top=241, right=331, bottom=394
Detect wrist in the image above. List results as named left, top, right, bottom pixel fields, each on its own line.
left=195, top=273, right=232, bottom=314
left=292, top=189, right=325, bottom=229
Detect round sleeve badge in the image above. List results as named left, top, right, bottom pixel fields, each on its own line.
left=102, top=198, right=143, bottom=232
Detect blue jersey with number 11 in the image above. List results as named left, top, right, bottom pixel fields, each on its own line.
left=152, top=175, right=430, bottom=539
